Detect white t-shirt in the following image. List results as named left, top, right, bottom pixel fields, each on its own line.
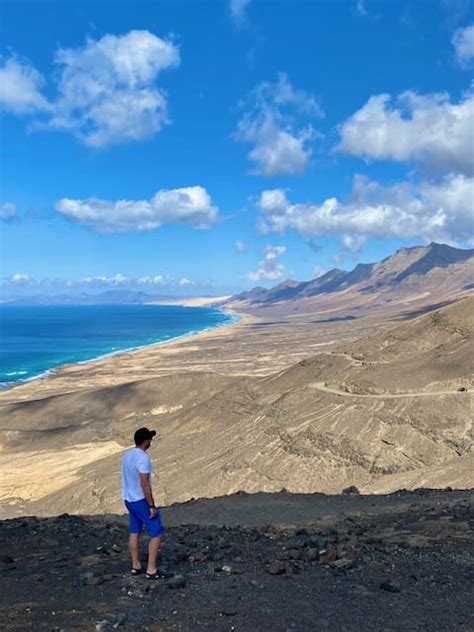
left=121, top=447, right=153, bottom=502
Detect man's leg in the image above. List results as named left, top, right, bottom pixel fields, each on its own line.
left=129, top=533, right=142, bottom=570
left=146, top=536, right=161, bottom=574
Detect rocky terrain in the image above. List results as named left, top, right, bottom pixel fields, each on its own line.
left=0, top=489, right=472, bottom=631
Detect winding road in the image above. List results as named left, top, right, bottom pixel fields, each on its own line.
left=309, top=351, right=470, bottom=399
left=309, top=381, right=468, bottom=399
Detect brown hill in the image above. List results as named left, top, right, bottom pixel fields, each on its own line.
left=334, top=295, right=474, bottom=392
left=0, top=297, right=472, bottom=519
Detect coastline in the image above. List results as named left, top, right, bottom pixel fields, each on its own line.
left=0, top=304, right=242, bottom=393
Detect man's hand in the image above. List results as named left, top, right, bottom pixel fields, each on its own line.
left=140, top=472, right=156, bottom=513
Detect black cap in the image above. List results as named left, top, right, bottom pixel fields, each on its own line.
left=134, top=427, right=156, bottom=445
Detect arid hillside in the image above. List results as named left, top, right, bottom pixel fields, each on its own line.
left=0, top=297, right=472, bottom=518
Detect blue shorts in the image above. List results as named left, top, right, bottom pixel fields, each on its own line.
left=124, top=498, right=165, bottom=538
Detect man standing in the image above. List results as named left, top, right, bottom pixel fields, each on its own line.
left=121, top=427, right=167, bottom=579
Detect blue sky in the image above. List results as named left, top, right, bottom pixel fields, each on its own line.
left=1, top=0, right=473, bottom=296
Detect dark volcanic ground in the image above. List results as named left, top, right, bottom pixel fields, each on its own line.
left=0, top=489, right=473, bottom=631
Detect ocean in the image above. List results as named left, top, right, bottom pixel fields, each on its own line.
left=0, top=304, right=235, bottom=387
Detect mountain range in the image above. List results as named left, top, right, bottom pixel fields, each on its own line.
left=232, top=242, right=474, bottom=306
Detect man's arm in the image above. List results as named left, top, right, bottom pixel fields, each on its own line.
left=140, top=473, right=157, bottom=517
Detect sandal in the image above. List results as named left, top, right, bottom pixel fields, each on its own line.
left=145, top=568, right=173, bottom=580
left=130, top=567, right=144, bottom=576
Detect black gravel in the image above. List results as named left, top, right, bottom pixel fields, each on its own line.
left=0, top=490, right=472, bottom=631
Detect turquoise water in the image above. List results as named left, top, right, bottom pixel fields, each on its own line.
left=0, top=304, right=235, bottom=387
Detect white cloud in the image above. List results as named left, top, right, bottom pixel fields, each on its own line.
left=82, top=276, right=107, bottom=283
left=50, top=30, right=179, bottom=147
left=55, top=185, right=219, bottom=233
left=0, top=202, right=16, bottom=220
left=337, top=89, right=474, bottom=175
left=11, top=273, right=30, bottom=283
left=179, top=277, right=195, bottom=286
left=138, top=274, right=167, bottom=285
left=83, top=273, right=198, bottom=290
left=247, top=245, right=286, bottom=281
left=235, top=73, right=323, bottom=176
left=452, top=24, right=474, bottom=67
left=257, top=173, right=474, bottom=244
left=1, top=30, right=180, bottom=147
left=246, top=125, right=313, bottom=177
left=82, top=273, right=128, bottom=284
left=234, top=240, right=247, bottom=253
left=230, top=0, right=252, bottom=24
left=0, top=56, right=50, bottom=114
left=78, top=273, right=194, bottom=290
left=340, top=234, right=367, bottom=253
left=1, top=273, right=210, bottom=295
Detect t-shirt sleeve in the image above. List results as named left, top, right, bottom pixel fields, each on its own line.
left=138, top=453, right=152, bottom=475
